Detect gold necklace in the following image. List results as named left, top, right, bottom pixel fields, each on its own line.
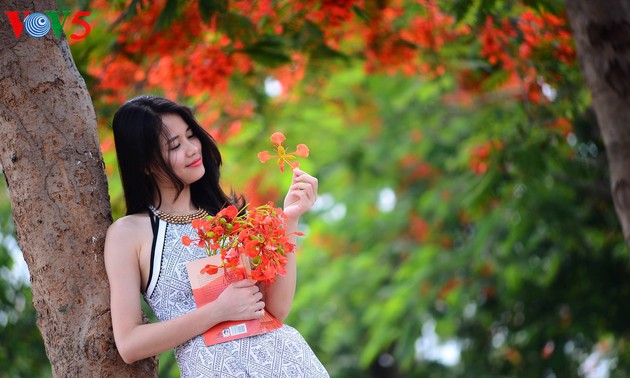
left=149, top=205, right=208, bottom=224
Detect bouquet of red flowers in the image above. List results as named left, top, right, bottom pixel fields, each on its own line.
left=182, top=132, right=309, bottom=284
left=182, top=203, right=302, bottom=284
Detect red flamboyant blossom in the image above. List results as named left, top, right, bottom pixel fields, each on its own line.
left=470, top=140, right=504, bottom=175
left=200, top=264, right=219, bottom=275
left=257, top=132, right=309, bottom=172
left=182, top=203, right=302, bottom=284
left=478, top=10, right=575, bottom=104
left=547, top=117, right=573, bottom=137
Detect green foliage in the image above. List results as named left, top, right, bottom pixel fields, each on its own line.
left=448, top=0, right=563, bottom=24
left=154, top=0, right=180, bottom=31
left=220, top=58, right=630, bottom=376
left=198, top=0, right=228, bottom=19
left=236, top=36, right=293, bottom=68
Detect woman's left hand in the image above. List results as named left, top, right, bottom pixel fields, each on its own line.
left=283, top=168, right=318, bottom=222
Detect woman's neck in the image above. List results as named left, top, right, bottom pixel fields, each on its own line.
left=154, top=186, right=197, bottom=214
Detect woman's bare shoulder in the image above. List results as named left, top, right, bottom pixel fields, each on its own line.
left=106, top=213, right=152, bottom=244
left=110, top=213, right=151, bottom=227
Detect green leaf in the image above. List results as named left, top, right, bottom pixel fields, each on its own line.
left=522, top=0, right=564, bottom=14
left=352, top=4, right=372, bottom=22
left=217, top=12, right=256, bottom=43
left=236, top=37, right=293, bottom=68
left=117, top=0, right=144, bottom=22
left=448, top=0, right=476, bottom=22
left=198, top=0, right=228, bottom=21
left=154, top=0, right=179, bottom=31
left=311, top=43, right=350, bottom=63
left=295, top=21, right=324, bottom=51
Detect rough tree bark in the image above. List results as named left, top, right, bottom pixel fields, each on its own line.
left=564, top=0, right=630, bottom=250
left=0, top=0, right=157, bottom=376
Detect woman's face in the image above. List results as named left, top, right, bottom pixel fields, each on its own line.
left=158, top=113, right=205, bottom=186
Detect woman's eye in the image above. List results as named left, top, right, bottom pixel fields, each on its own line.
left=187, top=134, right=196, bottom=139
left=170, top=144, right=181, bottom=150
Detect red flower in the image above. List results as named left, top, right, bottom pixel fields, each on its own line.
left=201, top=264, right=220, bottom=275
left=181, top=202, right=300, bottom=284
left=257, top=132, right=309, bottom=172
left=182, top=235, right=193, bottom=246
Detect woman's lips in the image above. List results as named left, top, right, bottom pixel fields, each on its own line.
left=187, top=158, right=202, bottom=167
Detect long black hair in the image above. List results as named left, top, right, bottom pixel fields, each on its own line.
left=111, top=95, right=243, bottom=216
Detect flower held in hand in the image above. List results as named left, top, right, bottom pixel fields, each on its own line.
left=258, top=132, right=309, bottom=172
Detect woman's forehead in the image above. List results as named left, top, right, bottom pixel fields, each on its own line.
left=161, top=113, right=188, bottom=133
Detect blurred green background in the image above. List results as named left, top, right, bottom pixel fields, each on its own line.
left=1, top=0, right=629, bottom=377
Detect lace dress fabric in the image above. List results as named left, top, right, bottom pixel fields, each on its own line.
left=143, top=216, right=329, bottom=378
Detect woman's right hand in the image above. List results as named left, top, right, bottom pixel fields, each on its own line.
left=214, top=279, right=265, bottom=321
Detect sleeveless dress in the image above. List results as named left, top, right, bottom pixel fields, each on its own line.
left=143, top=213, right=329, bottom=378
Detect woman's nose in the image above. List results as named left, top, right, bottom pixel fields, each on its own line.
left=185, top=140, right=199, bottom=156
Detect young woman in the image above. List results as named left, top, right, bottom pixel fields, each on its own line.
left=104, top=95, right=328, bottom=377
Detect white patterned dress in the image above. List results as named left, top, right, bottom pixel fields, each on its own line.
left=143, top=214, right=329, bottom=378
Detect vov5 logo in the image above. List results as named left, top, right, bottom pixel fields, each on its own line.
left=5, top=11, right=91, bottom=40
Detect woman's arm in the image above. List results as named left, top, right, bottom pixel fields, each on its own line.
left=263, top=169, right=318, bottom=320
left=104, top=218, right=265, bottom=364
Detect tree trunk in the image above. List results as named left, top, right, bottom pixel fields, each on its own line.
left=565, top=0, right=630, bottom=250
left=0, top=1, right=157, bottom=376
